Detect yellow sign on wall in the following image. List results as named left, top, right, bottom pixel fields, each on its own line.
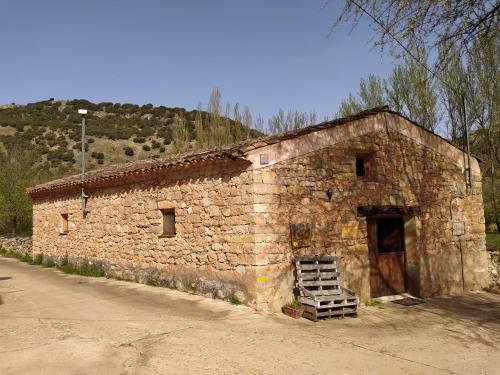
left=341, top=221, right=358, bottom=238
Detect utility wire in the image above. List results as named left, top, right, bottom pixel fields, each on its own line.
left=349, top=0, right=478, bottom=188
left=347, top=3, right=486, bottom=129
left=348, top=0, right=494, bottom=128
left=349, top=0, right=461, bottom=96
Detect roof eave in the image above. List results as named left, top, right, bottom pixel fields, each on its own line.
left=27, top=153, right=243, bottom=198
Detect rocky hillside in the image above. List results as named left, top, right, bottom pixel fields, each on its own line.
left=0, top=99, right=261, bottom=176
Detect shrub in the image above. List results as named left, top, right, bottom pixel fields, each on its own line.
left=91, top=152, right=104, bottom=160
left=133, top=137, right=146, bottom=143
left=33, top=253, right=44, bottom=265
left=60, top=253, right=69, bottom=266
left=37, top=145, right=49, bottom=154
left=159, top=147, right=166, bottom=153
left=123, top=146, right=134, bottom=156
left=58, top=260, right=105, bottom=277
left=284, top=299, right=303, bottom=309
left=0, top=247, right=33, bottom=264
left=47, top=147, right=74, bottom=162
left=151, top=140, right=161, bottom=149
left=136, top=127, right=154, bottom=138
left=44, top=131, right=56, bottom=141
left=50, top=158, right=61, bottom=166
left=229, top=297, right=241, bottom=305
left=142, top=145, right=151, bottom=151
left=61, top=150, right=74, bottom=162
left=62, top=107, right=73, bottom=115
left=73, top=142, right=89, bottom=151
left=97, top=159, right=104, bottom=164
left=42, top=259, right=56, bottom=268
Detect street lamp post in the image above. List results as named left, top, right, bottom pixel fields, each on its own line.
left=78, top=109, right=88, bottom=215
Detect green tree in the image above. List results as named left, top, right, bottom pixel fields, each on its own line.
left=223, top=102, right=233, bottom=145
left=468, top=36, right=500, bottom=232
left=207, top=87, right=222, bottom=147
left=254, top=114, right=265, bottom=134
left=438, top=45, right=470, bottom=143
left=338, top=75, right=386, bottom=117
left=333, top=1, right=499, bottom=68
left=387, top=49, right=438, bottom=131
left=171, top=114, right=190, bottom=153
left=268, top=109, right=318, bottom=134
left=338, top=49, right=438, bottom=131
left=338, top=94, right=363, bottom=118
left=233, top=103, right=243, bottom=141
left=0, top=150, right=47, bottom=235
left=194, top=102, right=206, bottom=150
left=242, top=106, right=252, bottom=139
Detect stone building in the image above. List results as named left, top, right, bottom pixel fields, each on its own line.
left=27, top=107, right=488, bottom=311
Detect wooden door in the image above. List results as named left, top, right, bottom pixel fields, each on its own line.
left=368, top=217, right=406, bottom=297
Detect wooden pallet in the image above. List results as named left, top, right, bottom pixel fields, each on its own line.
left=295, top=256, right=358, bottom=321
left=303, top=304, right=357, bottom=321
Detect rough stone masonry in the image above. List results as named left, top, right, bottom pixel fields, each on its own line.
left=27, top=107, right=489, bottom=311
left=0, top=236, right=32, bottom=256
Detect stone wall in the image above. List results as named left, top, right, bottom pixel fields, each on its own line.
left=247, top=117, right=488, bottom=310
left=0, top=236, right=33, bottom=256
left=33, top=159, right=258, bottom=305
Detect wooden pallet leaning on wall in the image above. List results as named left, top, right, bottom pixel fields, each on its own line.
left=295, top=255, right=359, bottom=321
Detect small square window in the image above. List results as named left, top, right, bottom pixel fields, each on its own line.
left=61, top=213, right=69, bottom=234
left=161, top=209, right=176, bottom=237
left=356, top=157, right=365, bottom=177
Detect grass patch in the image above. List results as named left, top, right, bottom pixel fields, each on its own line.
left=284, top=299, right=303, bottom=310
left=33, top=253, right=44, bottom=265
left=483, top=287, right=492, bottom=293
left=486, top=233, right=500, bottom=250
left=58, top=262, right=105, bottom=277
left=0, top=247, right=103, bottom=277
left=0, top=247, right=34, bottom=264
left=366, top=299, right=382, bottom=306
left=42, top=259, right=56, bottom=268
left=229, top=296, right=242, bottom=305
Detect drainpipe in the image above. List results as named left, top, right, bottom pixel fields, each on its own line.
left=78, top=109, right=88, bottom=216
left=450, top=196, right=466, bottom=292
left=461, top=94, right=472, bottom=193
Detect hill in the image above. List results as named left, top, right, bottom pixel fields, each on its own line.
left=0, top=99, right=262, bottom=176
left=0, top=99, right=263, bottom=235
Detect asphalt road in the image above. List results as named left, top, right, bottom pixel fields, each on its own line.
left=0, top=257, right=499, bottom=375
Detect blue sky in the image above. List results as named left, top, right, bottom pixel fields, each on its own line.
left=0, top=0, right=394, bottom=122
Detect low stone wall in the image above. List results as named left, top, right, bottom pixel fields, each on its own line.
left=0, top=236, right=33, bottom=256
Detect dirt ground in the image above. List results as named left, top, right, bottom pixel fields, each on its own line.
left=0, top=257, right=499, bottom=375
